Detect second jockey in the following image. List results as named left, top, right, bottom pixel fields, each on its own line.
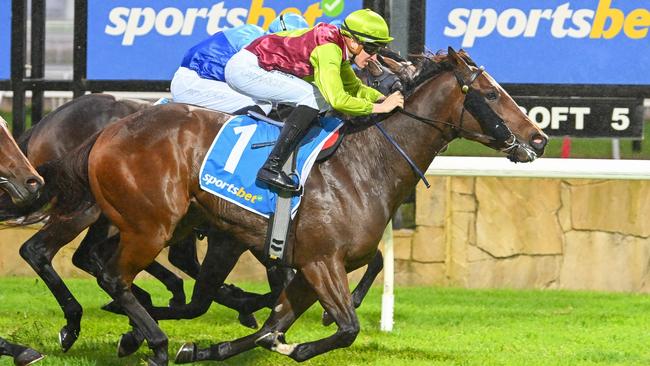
left=170, top=13, right=309, bottom=115
left=225, top=9, right=405, bottom=192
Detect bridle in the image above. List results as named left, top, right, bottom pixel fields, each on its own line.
left=396, top=65, right=520, bottom=155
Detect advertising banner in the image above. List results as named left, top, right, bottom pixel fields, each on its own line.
left=426, top=0, right=650, bottom=85
left=0, top=0, right=10, bottom=80
left=87, top=0, right=362, bottom=80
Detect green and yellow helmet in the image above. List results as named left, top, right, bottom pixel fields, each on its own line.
left=340, top=9, right=393, bottom=45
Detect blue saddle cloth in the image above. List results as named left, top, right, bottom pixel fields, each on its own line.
left=199, top=115, right=344, bottom=218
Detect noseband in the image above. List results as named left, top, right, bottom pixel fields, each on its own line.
left=454, top=67, right=516, bottom=151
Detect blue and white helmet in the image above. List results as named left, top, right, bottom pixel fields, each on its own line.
left=329, top=19, right=344, bottom=29
left=268, top=13, right=309, bottom=33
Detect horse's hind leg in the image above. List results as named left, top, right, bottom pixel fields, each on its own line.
left=323, top=250, right=383, bottom=326
left=175, top=270, right=318, bottom=363
left=18, top=205, right=100, bottom=352
left=143, top=261, right=186, bottom=307
left=168, top=233, right=200, bottom=278
left=145, top=233, right=246, bottom=322
left=0, top=337, right=44, bottom=365
left=97, top=231, right=169, bottom=366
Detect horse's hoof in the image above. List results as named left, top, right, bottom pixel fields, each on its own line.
left=322, top=311, right=334, bottom=326
left=117, top=330, right=144, bottom=358
left=13, top=348, right=45, bottom=366
left=174, top=343, right=197, bottom=364
left=58, top=326, right=79, bottom=352
left=101, top=300, right=125, bottom=315
left=238, top=313, right=258, bottom=329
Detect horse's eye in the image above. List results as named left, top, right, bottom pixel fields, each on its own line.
left=485, top=91, right=498, bottom=101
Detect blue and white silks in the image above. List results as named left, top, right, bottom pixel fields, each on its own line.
left=199, top=115, right=344, bottom=218
left=181, top=24, right=265, bottom=82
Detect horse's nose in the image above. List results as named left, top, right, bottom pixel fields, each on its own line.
left=25, top=175, right=44, bottom=194
left=529, top=133, right=548, bottom=154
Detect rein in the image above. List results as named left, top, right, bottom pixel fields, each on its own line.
left=378, top=64, right=527, bottom=183
left=396, top=66, right=520, bottom=153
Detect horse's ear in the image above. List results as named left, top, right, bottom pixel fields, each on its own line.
left=381, top=56, right=403, bottom=73
left=448, top=46, right=469, bottom=70
left=367, top=59, right=384, bottom=77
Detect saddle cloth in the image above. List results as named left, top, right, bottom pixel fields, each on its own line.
left=199, top=115, right=344, bottom=218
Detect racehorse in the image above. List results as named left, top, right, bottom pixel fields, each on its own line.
left=0, top=116, right=45, bottom=365
left=4, top=94, right=274, bottom=351
left=5, top=58, right=399, bottom=355
left=49, top=47, right=546, bottom=365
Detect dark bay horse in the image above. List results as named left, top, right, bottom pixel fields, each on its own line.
left=50, top=47, right=546, bottom=365
left=0, top=116, right=45, bottom=365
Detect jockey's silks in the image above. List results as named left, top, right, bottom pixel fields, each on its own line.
left=245, top=23, right=382, bottom=116
left=181, top=24, right=264, bottom=82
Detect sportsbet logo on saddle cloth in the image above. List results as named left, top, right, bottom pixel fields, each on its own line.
left=200, top=115, right=343, bottom=218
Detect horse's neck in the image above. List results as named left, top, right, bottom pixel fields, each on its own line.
left=335, top=73, right=458, bottom=213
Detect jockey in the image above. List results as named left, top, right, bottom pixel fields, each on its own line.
left=225, top=9, right=404, bottom=192
left=170, top=13, right=309, bottom=115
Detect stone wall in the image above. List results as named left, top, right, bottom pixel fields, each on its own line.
left=395, top=176, right=650, bottom=292
left=1, top=176, right=648, bottom=292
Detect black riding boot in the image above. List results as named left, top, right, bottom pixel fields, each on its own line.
left=257, top=105, right=319, bottom=192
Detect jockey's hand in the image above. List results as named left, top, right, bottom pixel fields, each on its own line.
left=372, top=91, right=404, bottom=114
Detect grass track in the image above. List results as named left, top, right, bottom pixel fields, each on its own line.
left=1, top=278, right=650, bottom=365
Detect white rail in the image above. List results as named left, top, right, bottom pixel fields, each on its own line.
left=426, top=156, right=650, bottom=180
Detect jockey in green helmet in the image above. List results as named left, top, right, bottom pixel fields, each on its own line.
left=225, top=9, right=404, bottom=192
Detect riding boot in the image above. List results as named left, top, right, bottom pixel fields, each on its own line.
left=257, top=105, right=319, bottom=192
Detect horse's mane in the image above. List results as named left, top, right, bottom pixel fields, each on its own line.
left=402, top=49, right=477, bottom=97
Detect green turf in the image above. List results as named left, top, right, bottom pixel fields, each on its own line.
left=1, top=278, right=650, bottom=365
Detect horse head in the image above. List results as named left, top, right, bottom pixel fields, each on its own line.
left=442, top=47, right=547, bottom=162
left=357, top=58, right=403, bottom=95
left=0, top=117, right=44, bottom=206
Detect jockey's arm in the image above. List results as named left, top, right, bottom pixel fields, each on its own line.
left=310, top=43, right=382, bottom=116
left=339, top=61, right=384, bottom=102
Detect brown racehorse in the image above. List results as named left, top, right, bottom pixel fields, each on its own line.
left=5, top=94, right=282, bottom=351
left=52, top=48, right=547, bottom=365
left=8, top=59, right=397, bottom=355
left=0, top=116, right=45, bottom=365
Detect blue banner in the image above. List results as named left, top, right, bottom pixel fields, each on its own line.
left=426, top=0, right=650, bottom=85
left=87, top=0, right=362, bottom=80
left=0, top=0, right=10, bottom=80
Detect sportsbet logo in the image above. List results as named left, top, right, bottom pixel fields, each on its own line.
left=105, top=0, right=324, bottom=46
left=445, top=0, right=650, bottom=47
left=202, top=173, right=263, bottom=203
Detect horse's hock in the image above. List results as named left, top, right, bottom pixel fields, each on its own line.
left=1, top=176, right=648, bottom=292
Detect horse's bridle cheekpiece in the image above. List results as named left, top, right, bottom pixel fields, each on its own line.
left=398, top=64, right=523, bottom=161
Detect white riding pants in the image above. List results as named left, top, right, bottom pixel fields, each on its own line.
left=170, top=67, right=272, bottom=114
left=224, top=49, right=330, bottom=112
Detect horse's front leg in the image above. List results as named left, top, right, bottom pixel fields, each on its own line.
left=18, top=205, right=100, bottom=352
left=263, top=257, right=359, bottom=361
left=175, top=269, right=318, bottom=363
left=323, top=250, right=383, bottom=326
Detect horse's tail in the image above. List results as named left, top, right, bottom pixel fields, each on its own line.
left=40, top=132, right=100, bottom=215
